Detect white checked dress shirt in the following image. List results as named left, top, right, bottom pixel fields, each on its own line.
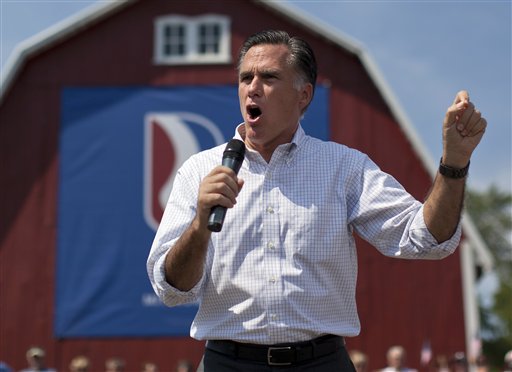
left=147, top=124, right=461, bottom=344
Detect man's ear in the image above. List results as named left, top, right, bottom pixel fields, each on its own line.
left=299, top=83, right=313, bottom=111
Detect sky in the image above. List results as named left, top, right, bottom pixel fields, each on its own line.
left=0, top=0, right=511, bottom=196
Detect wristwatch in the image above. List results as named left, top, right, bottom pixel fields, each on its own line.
left=439, top=158, right=470, bottom=179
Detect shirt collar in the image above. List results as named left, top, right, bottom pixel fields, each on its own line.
left=233, top=123, right=305, bottom=163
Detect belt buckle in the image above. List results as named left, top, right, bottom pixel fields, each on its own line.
left=267, top=346, right=293, bottom=366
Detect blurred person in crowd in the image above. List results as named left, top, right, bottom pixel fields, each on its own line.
left=175, top=359, right=194, bottom=372
left=20, top=347, right=56, bottom=372
left=141, top=361, right=158, bottom=372
left=0, top=361, right=13, bottom=372
left=105, top=357, right=125, bottom=372
left=449, top=352, right=468, bottom=372
left=380, top=345, right=417, bottom=372
left=475, top=354, right=489, bottom=372
left=504, top=350, right=512, bottom=372
left=349, top=350, right=368, bottom=372
left=434, top=355, right=450, bottom=372
left=69, top=355, right=90, bottom=372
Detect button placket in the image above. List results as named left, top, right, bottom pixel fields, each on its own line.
left=262, top=162, right=283, bottom=331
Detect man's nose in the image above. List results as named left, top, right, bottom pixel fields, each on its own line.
left=248, top=77, right=262, bottom=97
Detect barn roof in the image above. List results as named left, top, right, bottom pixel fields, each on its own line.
left=0, top=0, right=493, bottom=273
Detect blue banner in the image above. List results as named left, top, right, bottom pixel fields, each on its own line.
left=56, top=85, right=329, bottom=337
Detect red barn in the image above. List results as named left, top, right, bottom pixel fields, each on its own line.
left=0, top=1, right=493, bottom=371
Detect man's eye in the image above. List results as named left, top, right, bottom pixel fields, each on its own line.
left=240, top=75, right=252, bottom=83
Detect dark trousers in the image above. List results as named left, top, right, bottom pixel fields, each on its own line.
left=196, top=341, right=356, bottom=372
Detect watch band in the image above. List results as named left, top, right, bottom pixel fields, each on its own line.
left=439, top=158, right=470, bottom=179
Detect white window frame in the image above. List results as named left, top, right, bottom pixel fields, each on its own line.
left=154, top=14, right=231, bottom=65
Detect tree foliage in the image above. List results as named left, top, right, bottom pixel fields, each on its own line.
left=466, top=185, right=512, bottom=368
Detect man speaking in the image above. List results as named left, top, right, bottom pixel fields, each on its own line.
left=147, top=30, right=487, bottom=371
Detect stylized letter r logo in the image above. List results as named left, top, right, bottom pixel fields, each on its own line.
left=144, top=112, right=225, bottom=230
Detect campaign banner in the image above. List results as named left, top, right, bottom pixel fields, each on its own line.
left=55, top=85, right=329, bottom=337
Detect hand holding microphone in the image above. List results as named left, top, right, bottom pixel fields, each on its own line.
left=207, top=139, right=246, bottom=232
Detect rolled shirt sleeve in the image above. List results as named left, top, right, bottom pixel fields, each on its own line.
left=349, top=155, right=461, bottom=260
left=147, top=237, right=205, bottom=307
left=403, top=204, right=462, bottom=258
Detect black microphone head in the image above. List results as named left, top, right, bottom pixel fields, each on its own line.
left=223, top=139, right=246, bottom=161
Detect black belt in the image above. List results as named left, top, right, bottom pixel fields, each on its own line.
left=206, top=334, right=345, bottom=366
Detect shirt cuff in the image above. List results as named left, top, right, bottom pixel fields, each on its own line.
left=153, top=252, right=203, bottom=306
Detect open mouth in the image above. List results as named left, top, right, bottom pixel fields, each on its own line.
left=247, top=105, right=262, bottom=120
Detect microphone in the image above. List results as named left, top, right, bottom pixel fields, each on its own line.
left=207, top=139, right=246, bottom=232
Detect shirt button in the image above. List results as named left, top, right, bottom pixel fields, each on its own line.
left=267, top=241, right=275, bottom=250
left=266, top=206, right=274, bottom=214
left=269, top=277, right=276, bottom=283
left=271, top=314, right=278, bottom=321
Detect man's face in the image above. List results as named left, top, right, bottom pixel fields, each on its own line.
left=28, top=355, right=44, bottom=368
left=238, top=43, right=312, bottom=159
left=388, top=351, right=404, bottom=368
